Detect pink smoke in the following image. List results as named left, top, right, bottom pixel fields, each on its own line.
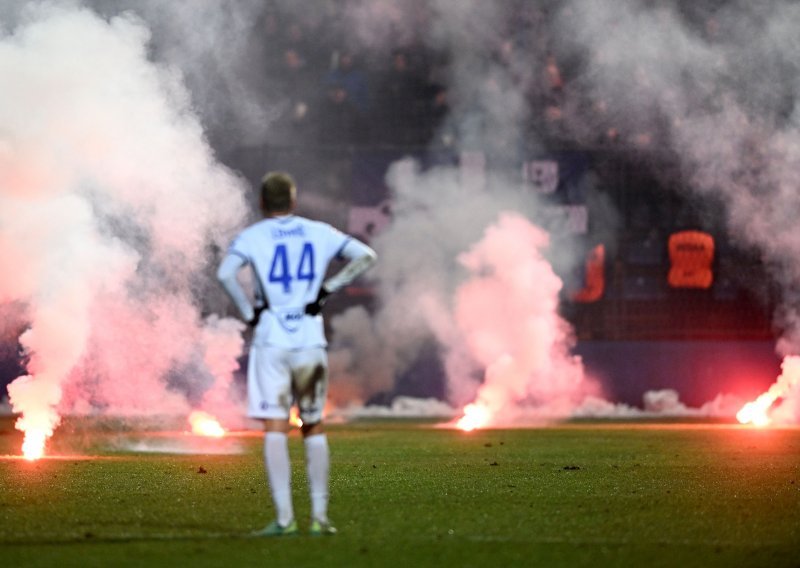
left=450, top=213, right=599, bottom=427
left=1, top=5, right=249, bottom=455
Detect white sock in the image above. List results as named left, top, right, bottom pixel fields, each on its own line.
left=264, top=432, right=294, bottom=526
left=304, top=433, right=330, bottom=523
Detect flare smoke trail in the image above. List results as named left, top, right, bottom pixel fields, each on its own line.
left=452, top=212, right=595, bottom=425
left=327, top=0, right=601, bottom=423
left=8, top=0, right=793, bottom=430
left=1, top=3, right=249, bottom=452
left=330, top=158, right=597, bottom=422
left=553, top=0, right=800, bottom=422
left=330, top=0, right=800, bottom=423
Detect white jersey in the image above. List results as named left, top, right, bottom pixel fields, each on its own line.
left=227, top=215, right=353, bottom=349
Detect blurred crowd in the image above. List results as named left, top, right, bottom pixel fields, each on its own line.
left=228, top=1, right=777, bottom=341
left=243, top=1, right=741, bottom=155
left=244, top=1, right=575, bottom=151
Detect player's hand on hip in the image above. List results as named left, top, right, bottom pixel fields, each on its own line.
left=248, top=305, right=266, bottom=327
left=305, top=287, right=331, bottom=316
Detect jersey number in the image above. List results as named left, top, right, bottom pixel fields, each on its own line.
left=269, top=243, right=315, bottom=293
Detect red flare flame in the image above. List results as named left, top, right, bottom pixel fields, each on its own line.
left=456, top=403, right=491, bottom=432
left=289, top=407, right=303, bottom=429
left=188, top=411, right=225, bottom=437
left=735, top=354, right=800, bottom=427
left=736, top=393, right=776, bottom=427
left=21, top=429, right=47, bottom=461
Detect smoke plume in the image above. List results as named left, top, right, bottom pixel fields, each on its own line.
left=9, top=0, right=797, bottom=431
left=328, top=156, right=593, bottom=421
left=450, top=212, right=597, bottom=424
left=325, top=1, right=600, bottom=422
left=1, top=3, right=249, bottom=450
left=553, top=0, right=800, bottom=421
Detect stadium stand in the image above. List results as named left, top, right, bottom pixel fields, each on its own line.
left=226, top=2, right=776, bottom=343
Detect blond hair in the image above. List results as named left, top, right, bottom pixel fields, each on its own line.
left=260, top=171, right=296, bottom=214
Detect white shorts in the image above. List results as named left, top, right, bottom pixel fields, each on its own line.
left=246, top=345, right=329, bottom=424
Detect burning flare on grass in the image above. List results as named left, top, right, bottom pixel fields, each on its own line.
left=7, top=373, right=61, bottom=461
left=188, top=410, right=225, bottom=437
left=737, top=356, right=800, bottom=426
left=451, top=214, right=592, bottom=430
left=736, top=397, right=774, bottom=427
left=289, top=407, right=303, bottom=429
left=2, top=3, right=248, bottom=459
left=456, top=402, right=491, bottom=432
left=21, top=429, right=48, bottom=461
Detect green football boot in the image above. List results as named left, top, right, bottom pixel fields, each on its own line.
left=309, top=519, right=337, bottom=536
left=251, top=519, right=299, bottom=537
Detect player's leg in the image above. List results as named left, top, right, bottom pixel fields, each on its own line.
left=247, top=345, right=297, bottom=536
left=292, top=349, right=336, bottom=535
left=301, top=421, right=336, bottom=535
left=301, top=419, right=328, bottom=522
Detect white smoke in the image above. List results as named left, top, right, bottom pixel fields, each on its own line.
left=554, top=0, right=800, bottom=422
left=322, top=1, right=596, bottom=420
left=327, top=153, right=594, bottom=422
left=7, top=0, right=791, bottom=429
left=108, top=437, right=245, bottom=456
left=332, top=395, right=458, bottom=420
left=1, top=3, right=249, bottom=447
left=322, top=1, right=598, bottom=421
left=331, top=389, right=743, bottom=422
left=110, top=0, right=276, bottom=149
left=574, top=389, right=744, bottom=419
left=340, top=0, right=430, bottom=55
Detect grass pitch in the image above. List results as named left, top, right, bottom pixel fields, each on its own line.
left=0, top=417, right=798, bottom=567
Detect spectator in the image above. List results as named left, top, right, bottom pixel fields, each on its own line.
left=372, top=49, right=429, bottom=145
left=318, top=85, right=364, bottom=147
left=544, top=53, right=564, bottom=92
left=423, top=85, right=453, bottom=148
left=259, top=11, right=284, bottom=73
left=325, top=50, right=370, bottom=114
left=270, top=47, right=319, bottom=146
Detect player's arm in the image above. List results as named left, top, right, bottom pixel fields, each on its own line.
left=325, top=238, right=378, bottom=292
left=216, top=253, right=261, bottom=325
left=305, top=239, right=377, bottom=315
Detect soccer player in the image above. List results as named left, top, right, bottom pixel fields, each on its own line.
left=217, top=172, right=377, bottom=536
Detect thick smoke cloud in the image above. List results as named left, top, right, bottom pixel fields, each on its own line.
left=105, top=0, right=275, bottom=150
left=450, top=212, right=596, bottom=423
left=7, top=0, right=798, bottom=430
left=327, top=0, right=597, bottom=422
left=1, top=3, right=249, bottom=445
left=553, top=0, right=800, bottom=421
left=328, top=0, right=800, bottom=422
left=329, top=160, right=587, bottom=412
left=555, top=0, right=800, bottom=339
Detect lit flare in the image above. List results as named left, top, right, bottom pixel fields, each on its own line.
left=736, top=394, right=776, bottom=427
left=188, top=411, right=225, bottom=437
left=21, top=429, right=47, bottom=461
left=736, top=354, right=800, bottom=427
left=289, top=407, right=303, bottom=429
left=456, top=402, right=491, bottom=432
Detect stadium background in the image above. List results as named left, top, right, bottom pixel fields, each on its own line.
left=221, top=1, right=781, bottom=408
left=0, top=0, right=783, bottom=409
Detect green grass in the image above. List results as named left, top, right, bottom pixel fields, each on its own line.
left=0, top=417, right=798, bottom=567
